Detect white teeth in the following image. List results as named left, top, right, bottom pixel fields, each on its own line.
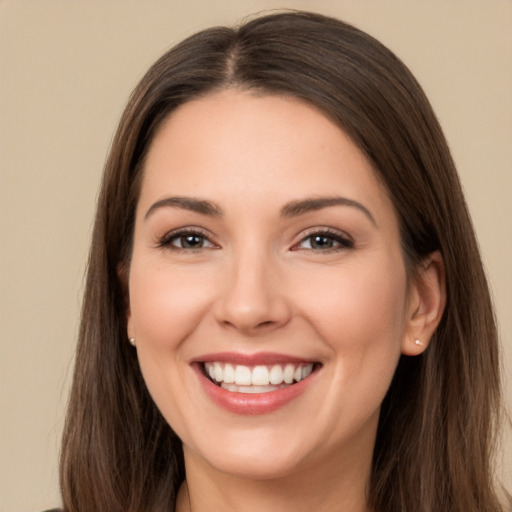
left=269, top=365, right=284, bottom=385
left=283, top=364, right=294, bottom=384
left=221, top=383, right=280, bottom=394
left=302, top=365, right=313, bottom=379
left=252, top=365, right=270, bottom=386
left=214, top=362, right=223, bottom=382
left=234, top=365, right=252, bottom=386
left=204, top=362, right=315, bottom=389
left=223, top=363, right=235, bottom=383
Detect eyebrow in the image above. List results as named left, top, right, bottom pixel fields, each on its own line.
left=280, top=196, right=377, bottom=226
left=144, top=195, right=376, bottom=226
left=145, top=196, right=223, bottom=220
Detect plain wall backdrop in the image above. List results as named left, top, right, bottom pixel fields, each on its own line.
left=0, top=1, right=510, bottom=510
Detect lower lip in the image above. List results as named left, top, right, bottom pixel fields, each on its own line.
left=193, top=365, right=316, bottom=415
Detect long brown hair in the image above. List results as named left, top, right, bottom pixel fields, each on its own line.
left=60, top=11, right=507, bottom=511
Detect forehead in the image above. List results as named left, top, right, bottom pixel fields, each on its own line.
left=139, top=90, right=395, bottom=223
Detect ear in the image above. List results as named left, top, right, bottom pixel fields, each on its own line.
left=401, top=251, right=446, bottom=356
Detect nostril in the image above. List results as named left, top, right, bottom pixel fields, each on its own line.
left=220, top=317, right=278, bottom=332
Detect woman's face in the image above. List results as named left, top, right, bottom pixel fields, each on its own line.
left=127, top=90, right=423, bottom=480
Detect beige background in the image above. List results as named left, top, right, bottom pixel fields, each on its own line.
left=0, top=1, right=510, bottom=510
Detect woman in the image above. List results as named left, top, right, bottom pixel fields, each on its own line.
left=57, top=10, right=508, bottom=512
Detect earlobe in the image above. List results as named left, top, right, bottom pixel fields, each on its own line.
left=126, top=313, right=134, bottom=340
left=125, top=301, right=136, bottom=347
left=401, top=251, right=446, bottom=356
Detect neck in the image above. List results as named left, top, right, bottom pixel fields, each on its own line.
left=176, top=445, right=372, bottom=512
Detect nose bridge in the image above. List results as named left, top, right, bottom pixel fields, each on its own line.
left=215, top=239, right=290, bottom=332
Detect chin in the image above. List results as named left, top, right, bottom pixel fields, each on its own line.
left=187, top=440, right=312, bottom=481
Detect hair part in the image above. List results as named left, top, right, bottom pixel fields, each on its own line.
left=60, top=10, right=506, bottom=512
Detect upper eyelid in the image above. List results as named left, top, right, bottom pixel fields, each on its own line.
left=295, top=226, right=353, bottom=242
left=161, top=226, right=212, bottom=238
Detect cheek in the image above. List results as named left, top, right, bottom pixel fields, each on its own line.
left=297, top=258, right=407, bottom=385
left=309, top=262, right=408, bottom=441
left=303, top=259, right=406, bottom=334
left=128, top=260, right=213, bottom=348
left=127, top=260, right=214, bottom=433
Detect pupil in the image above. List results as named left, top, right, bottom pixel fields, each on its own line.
left=312, top=235, right=332, bottom=249
left=182, top=235, right=202, bottom=248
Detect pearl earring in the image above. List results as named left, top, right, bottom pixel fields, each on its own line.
left=129, top=337, right=136, bottom=347
left=414, top=338, right=423, bottom=346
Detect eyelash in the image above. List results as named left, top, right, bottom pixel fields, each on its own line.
left=158, top=227, right=354, bottom=253
left=158, top=228, right=216, bottom=251
left=291, top=228, right=354, bottom=252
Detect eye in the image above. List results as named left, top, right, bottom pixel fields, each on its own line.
left=160, top=229, right=216, bottom=250
left=293, top=230, right=354, bottom=251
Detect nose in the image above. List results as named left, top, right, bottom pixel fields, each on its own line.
left=213, top=248, right=292, bottom=335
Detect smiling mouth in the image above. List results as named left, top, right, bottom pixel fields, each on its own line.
left=203, top=362, right=318, bottom=394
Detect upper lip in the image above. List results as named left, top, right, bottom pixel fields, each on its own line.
left=191, top=351, right=318, bottom=366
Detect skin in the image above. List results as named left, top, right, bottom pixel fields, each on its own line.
left=126, top=90, right=445, bottom=512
